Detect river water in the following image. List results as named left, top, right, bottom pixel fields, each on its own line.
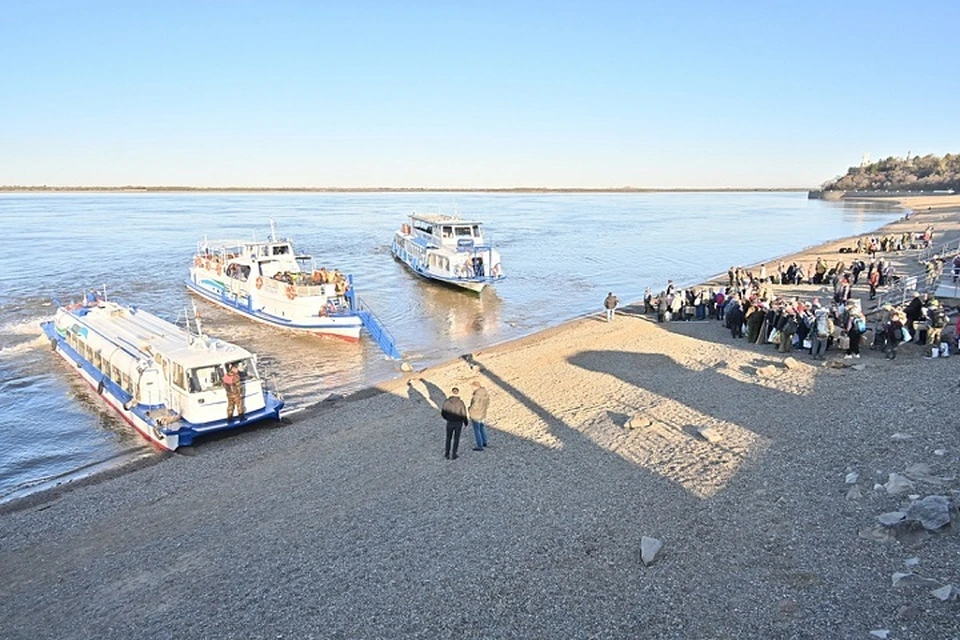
left=0, top=191, right=900, bottom=501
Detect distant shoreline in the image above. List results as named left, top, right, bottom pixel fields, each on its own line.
left=1, top=185, right=812, bottom=194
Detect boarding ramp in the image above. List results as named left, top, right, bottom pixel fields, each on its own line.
left=345, top=284, right=401, bottom=360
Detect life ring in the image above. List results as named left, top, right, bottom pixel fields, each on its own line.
left=492, top=263, right=502, bottom=277
left=216, top=264, right=222, bottom=275
left=286, top=285, right=297, bottom=300
left=255, top=276, right=264, bottom=289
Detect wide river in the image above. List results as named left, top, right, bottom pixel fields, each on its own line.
left=0, top=191, right=900, bottom=501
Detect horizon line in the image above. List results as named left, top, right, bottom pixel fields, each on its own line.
left=0, top=185, right=817, bottom=194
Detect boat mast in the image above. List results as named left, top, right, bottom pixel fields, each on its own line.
left=269, top=218, right=278, bottom=242
left=192, top=302, right=204, bottom=340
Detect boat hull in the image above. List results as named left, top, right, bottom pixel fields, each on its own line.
left=42, top=321, right=283, bottom=450
left=186, top=277, right=362, bottom=340
left=391, top=239, right=500, bottom=293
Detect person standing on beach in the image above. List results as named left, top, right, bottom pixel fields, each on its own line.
left=441, top=387, right=469, bottom=460
left=468, top=380, right=490, bottom=451
left=604, top=292, right=619, bottom=322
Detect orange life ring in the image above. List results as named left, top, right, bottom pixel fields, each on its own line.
left=286, top=285, right=296, bottom=300
left=255, top=276, right=264, bottom=289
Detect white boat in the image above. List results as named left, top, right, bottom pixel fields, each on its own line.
left=186, top=224, right=364, bottom=341
left=41, top=296, right=284, bottom=451
left=391, top=213, right=505, bottom=293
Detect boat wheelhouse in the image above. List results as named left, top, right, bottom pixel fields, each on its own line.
left=41, top=297, right=283, bottom=450
left=391, top=213, right=505, bottom=293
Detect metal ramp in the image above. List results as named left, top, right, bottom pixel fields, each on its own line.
left=346, top=286, right=401, bottom=359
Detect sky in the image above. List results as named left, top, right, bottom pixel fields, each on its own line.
left=1, top=1, right=958, bottom=189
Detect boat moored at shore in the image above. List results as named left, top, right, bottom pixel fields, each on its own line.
left=41, top=296, right=284, bottom=450
left=391, top=213, right=505, bottom=293
left=187, top=224, right=365, bottom=341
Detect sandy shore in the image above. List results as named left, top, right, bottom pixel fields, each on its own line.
left=2, top=199, right=959, bottom=639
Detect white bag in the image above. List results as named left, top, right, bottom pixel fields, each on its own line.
left=931, top=347, right=940, bottom=358
left=940, top=342, right=950, bottom=357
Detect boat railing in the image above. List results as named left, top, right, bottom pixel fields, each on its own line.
left=351, top=293, right=401, bottom=359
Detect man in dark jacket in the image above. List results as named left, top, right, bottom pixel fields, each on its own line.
left=441, top=387, right=469, bottom=460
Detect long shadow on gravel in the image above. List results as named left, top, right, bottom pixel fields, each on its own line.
left=567, top=350, right=806, bottom=441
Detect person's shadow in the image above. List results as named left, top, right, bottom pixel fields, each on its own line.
left=407, top=377, right=448, bottom=410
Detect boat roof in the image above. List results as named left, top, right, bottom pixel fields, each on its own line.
left=200, top=238, right=294, bottom=250
left=409, top=213, right=484, bottom=226
left=67, top=301, right=253, bottom=368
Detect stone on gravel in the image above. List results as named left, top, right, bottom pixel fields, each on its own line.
left=756, top=365, right=777, bottom=377
left=892, top=572, right=940, bottom=588
left=889, top=432, right=914, bottom=440
left=934, top=449, right=946, bottom=456
left=697, top=426, right=723, bottom=443
left=903, top=557, right=920, bottom=567
left=869, top=630, right=889, bottom=639
left=931, top=584, right=957, bottom=601
left=625, top=415, right=653, bottom=430
left=846, top=486, right=862, bottom=500
left=877, top=511, right=906, bottom=526
left=859, top=525, right=894, bottom=543
left=400, top=362, right=413, bottom=372
left=782, top=357, right=799, bottom=369
left=845, top=471, right=859, bottom=484
left=885, top=473, right=915, bottom=495
left=851, top=363, right=866, bottom=371
left=640, top=536, right=663, bottom=566
left=905, top=495, right=952, bottom=530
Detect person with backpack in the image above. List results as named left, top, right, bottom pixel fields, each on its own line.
left=811, top=306, right=831, bottom=360
left=844, top=307, right=867, bottom=359
left=927, top=300, right=947, bottom=349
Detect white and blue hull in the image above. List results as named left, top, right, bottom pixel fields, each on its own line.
left=391, top=236, right=504, bottom=293
left=186, top=272, right=363, bottom=340
left=42, top=320, right=283, bottom=451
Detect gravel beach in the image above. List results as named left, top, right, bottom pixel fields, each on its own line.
left=2, top=198, right=959, bottom=639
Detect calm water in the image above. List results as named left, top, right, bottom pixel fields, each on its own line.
left=0, top=192, right=900, bottom=501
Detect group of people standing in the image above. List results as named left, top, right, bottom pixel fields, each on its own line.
left=440, top=380, right=490, bottom=460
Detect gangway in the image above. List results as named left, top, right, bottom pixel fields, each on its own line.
left=345, top=284, right=401, bottom=359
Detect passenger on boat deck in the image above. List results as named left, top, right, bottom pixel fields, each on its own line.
left=85, top=289, right=102, bottom=307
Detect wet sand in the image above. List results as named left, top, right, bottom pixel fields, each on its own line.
left=2, top=197, right=958, bottom=639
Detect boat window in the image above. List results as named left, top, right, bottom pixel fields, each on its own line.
left=187, top=358, right=257, bottom=393
left=228, top=358, right=258, bottom=381
left=455, top=227, right=472, bottom=237
left=171, top=363, right=186, bottom=390
left=441, top=226, right=453, bottom=238
left=272, top=245, right=290, bottom=256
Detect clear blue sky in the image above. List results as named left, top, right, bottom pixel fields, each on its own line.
left=2, top=1, right=958, bottom=188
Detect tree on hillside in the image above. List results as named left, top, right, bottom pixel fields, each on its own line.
left=824, top=153, right=960, bottom=192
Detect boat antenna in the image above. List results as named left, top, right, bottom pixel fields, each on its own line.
left=101, top=283, right=107, bottom=302
left=192, top=301, right=204, bottom=340
left=270, top=217, right=278, bottom=242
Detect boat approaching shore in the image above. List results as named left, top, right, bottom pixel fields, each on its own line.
left=392, top=212, right=505, bottom=293
left=40, top=296, right=284, bottom=450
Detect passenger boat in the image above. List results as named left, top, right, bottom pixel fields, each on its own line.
left=391, top=213, right=505, bottom=293
left=41, top=296, right=284, bottom=451
left=186, top=223, right=364, bottom=340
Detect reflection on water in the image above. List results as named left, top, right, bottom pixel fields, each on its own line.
left=0, top=191, right=904, bottom=499
left=416, top=280, right=503, bottom=341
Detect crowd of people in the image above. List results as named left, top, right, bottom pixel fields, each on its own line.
left=626, top=225, right=957, bottom=361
